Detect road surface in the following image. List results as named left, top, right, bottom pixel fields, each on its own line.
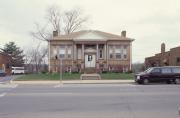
left=0, top=83, right=180, bottom=118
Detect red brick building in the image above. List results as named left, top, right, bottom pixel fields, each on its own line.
left=0, top=52, right=11, bottom=74
left=145, top=43, right=180, bottom=68
left=49, top=30, right=134, bottom=73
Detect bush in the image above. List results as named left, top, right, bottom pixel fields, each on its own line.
left=41, top=70, right=48, bottom=74
left=125, top=70, right=133, bottom=73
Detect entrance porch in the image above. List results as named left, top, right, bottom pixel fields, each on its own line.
left=75, top=43, right=107, bottom=73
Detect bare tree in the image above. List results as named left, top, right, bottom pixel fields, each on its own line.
left=31, top=5, right=62, bottom=42
left=63, top=8, right=88, bottom=34
left=31, top=5, right=89, bottom=42
left=25, top=44, right=48, bottom=73
left=46, top=5, right=62, bottom=34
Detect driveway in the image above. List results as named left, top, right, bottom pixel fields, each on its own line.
left=0, top=75, right=22, bottom=83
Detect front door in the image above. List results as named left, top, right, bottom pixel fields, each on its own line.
left=85, top=54, right=96, bottom=68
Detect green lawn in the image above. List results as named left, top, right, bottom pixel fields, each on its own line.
left=15, top=73, right=81, bottom=81
left=100, top=73, right=133, bottom=80
left=14, top=73, right=134, bottom=81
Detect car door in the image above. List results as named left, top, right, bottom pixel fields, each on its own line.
left=161, top=68, right=173, bottom=82
left=149, top=68, right=162, bottom=82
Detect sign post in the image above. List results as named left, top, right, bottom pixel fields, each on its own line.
left=55, top=55, right=63, bottom=87
left=60, top=58, right=63, bottom=85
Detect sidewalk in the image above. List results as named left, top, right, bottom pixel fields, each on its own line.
left=11, top=80, right=134, bottom=85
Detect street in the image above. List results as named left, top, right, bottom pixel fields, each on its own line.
left=0, top=83, right=180, bottom=118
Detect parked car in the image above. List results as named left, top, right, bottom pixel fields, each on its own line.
left=12, top=67, right=25, bottom=74
left=135, top=66, right=180, bottom=84
left=0, top=70, right=6, bottom=77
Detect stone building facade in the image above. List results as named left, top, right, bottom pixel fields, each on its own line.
left=48, top=30, right=134, bottom=73
left=145, top=43, right=180, bottom=68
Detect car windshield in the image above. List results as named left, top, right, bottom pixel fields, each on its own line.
left=144, top=68, right=154, bottom=73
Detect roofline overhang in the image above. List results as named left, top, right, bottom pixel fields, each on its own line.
left=51, top=38, right=135, bottom=42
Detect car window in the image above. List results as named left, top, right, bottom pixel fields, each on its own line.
left=151, top=68, right=161, bottom=73
left=161, top=68, right=172, bottom=74
left=144, top=68, right=153, bottom=73
left=172, top=67, right=180, bottom=74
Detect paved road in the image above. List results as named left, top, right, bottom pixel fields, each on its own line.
left=0, top=83, right=180, bottom=118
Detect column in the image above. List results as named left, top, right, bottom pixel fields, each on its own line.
left=82, top=44, right=84, bottom=59
left=81, top=44, right=84, bottom=70
left=96, top=44, right=99, bottom=60
left=107, top=44, right=109, bottom=69
left=129, top=43, right=132, bottom=71
left=104, top=44, right=107, bottom=60
left=104, top=43, right=107, bottom=68
left=74, top=44, right=77, bottom=60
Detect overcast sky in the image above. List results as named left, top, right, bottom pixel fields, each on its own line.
left=0, top=0, right=180, bottom=63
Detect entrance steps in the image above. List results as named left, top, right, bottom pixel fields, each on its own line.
left=84, top=67, right=96, bottom=74
left=80, top=74, right=101, bottom=80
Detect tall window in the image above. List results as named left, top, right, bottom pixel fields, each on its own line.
left=115, top=45, right=122, bottom=59
left=122, top=45, right=127, bottom=59
left=177, top=57, right=180, bottom=64
left=51, top=46, right=57, bottom=58
left=109, top=46, right=113, bottom=59
left=99, top=49, right=103, bottom=59
left=59, top=46, right=65, bottom=58
left=67, top=46, right=72, bottom=58
left=77, top=48, right=82, bottom=59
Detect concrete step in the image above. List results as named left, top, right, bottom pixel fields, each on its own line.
left=84, top=68, right=96, bottom=74
left=80, top=74, right=101, bottom=80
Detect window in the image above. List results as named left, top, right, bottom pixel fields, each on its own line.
left=124, top=54, right=127, bottom=59
left=53, top=49, right=57, bottom=56
left=59, top=46, right=65, bottom=58
left=88, top=55, right=92, bottom=61
left=115, top=48, right=121, bottom=59
left=177, top=57, right=180, bottom=63
left=123, top=45, right=127, bottom=59
left=109, top=48, right=113, bottom=59
left=51, top=46, right=57, bottom=58
left=67, top=46, right=72, bottom=58
left=172, top=67, right=180, bottom=74
left=161, top=68, right=172, bottom=74
left=99, top=49, right=103, bottom=59
left=151, top=68, right=161, bottom=73
left=77, top=48, right=82, bottom=59
left=109, top=46, right=114, bottom=59
left=115, top=45, right=121, bottom=59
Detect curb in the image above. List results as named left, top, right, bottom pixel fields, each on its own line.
left=11, top=80, right=134, bottom=85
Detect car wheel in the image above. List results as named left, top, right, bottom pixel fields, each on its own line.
left=143, top=79, right=149, bottom=85
left=166, top=80, right=171, bottom=84
left=175, top=79, right=180, bottom=84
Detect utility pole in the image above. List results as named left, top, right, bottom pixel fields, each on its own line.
left=55, top=55, right=63, bottom=87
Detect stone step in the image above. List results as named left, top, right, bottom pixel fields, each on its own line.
left=84, top=68, right=96, bottom=74
left=80, top=74, right=101, bottom=80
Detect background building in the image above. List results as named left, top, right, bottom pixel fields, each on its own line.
left=0, top=52, right=11, bottom=74
left=145, top=43, right=180, bottom=68
left=49, top=30, right=134, bottom=73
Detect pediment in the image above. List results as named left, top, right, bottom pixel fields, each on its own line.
left=73, top=31, right=107, bottom=41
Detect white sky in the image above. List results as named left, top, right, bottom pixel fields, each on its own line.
left=0, top=0, right=180, bottom=63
